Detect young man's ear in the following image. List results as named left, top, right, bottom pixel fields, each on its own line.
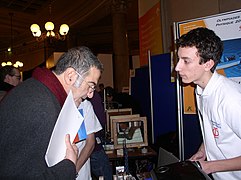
left=204, top=60, right=214, bottom=71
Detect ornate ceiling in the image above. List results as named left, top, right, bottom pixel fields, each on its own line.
left=0, top=0, right=139, bottom=55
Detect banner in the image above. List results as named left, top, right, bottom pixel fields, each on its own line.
left=139, top=0, right=163, bottom=66
left=175, top=9, right=241, bottom=114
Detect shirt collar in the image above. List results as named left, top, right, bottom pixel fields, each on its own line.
left=196, top=71, right=220, bottom=97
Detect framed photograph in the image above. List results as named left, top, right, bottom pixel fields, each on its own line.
left=106, top=108, right=132, bottom=133
left=113, top=116, right=148, bottom=149
left=110, top=114, right=140, bottom=141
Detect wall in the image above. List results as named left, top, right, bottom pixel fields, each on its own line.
left=46, top=52, right=64, bottom=69
left=97, top=54, right=114, bottom=90
left=132, top=55, right=140, bottom=69
left=96, top=54, right=140, bottom=91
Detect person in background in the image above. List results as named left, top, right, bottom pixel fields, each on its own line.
left=89, top=91, right=113, bottom=180
left=98, top=83, right=105, bottom=102
left=105, top=86, right=141, bottom=114
left=98, top=83, right=104, bottom=92
left=175, top=27, right=241, bottom=179
left=0, top=65, right=22, bottom=100
left=0, top=46, right=103, bottom=179
left=104, top=86, right=118, bottom=109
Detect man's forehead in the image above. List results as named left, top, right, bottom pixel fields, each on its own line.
left=85, top=67, right=100, bottom=83
left=178, top=46, right=199, bottom=57
left=13, top=68, right=20, bottom=74
left=89, top=67, right=100, bottom=76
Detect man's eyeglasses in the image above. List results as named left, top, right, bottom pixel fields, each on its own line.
left=75, top=71, right=96, bottom=92
left=13, top=75, right=21, bottom=80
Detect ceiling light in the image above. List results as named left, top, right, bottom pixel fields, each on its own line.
left=1, top=61, right=24, bottom=68
left=1, top=13, right=24, bottom=69
left=30, top=2, right=69, bottom=41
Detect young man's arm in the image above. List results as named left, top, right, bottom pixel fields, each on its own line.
left=200, top=156, right=241, bottom=174
left=190, top=143, right=241, bottom=174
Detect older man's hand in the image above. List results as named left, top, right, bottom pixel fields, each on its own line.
left=65, top=134, right=78, bottom=165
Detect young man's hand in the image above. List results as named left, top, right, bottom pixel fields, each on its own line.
left=190, top=143, right=206, bottom=161
left=190, top=150, right=206, bottom=161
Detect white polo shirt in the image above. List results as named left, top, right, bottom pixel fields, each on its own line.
left=76, top=100, right=102, bottom=180
left=196, top=71, right=241, bottom=180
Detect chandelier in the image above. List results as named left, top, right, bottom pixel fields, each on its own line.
left=1, top=13, right=23, bottom=68
left=30, top=2, right=69, bottom=42
left=1, top=61, right=23, bottom=68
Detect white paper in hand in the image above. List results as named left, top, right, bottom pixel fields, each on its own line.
left=45, top=90, right=84, bottom=167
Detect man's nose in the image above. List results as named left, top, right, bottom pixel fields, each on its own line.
left=175, top=61, right=181, bottom=72
left=87, top=91, right=94, bottom=99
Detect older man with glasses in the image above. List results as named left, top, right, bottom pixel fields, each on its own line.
left=0, top=46, right=104, bottom=179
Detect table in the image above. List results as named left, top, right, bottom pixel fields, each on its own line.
left=107, top=146, right=157, bottom=178
left=107, top=146, right=157, bottom=160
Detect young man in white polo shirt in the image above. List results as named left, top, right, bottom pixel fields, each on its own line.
left=175, top=27, right=241, bottom=180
